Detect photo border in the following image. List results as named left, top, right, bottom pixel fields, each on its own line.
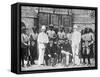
left=15, top=2, right=98, bottom=74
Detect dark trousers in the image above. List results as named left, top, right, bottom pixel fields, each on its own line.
left=30, top=46, right=36, bottom=65
left=83, top=56, right=90, bottom=64
left=82, top=47, right=91, bottom=64
left=21, top=48, right=25, bottom=66
left=51, top=54, right=58, bottom=66
left=21, top=47, right=29, bottom=66
left=58, top=46, right=63, bottom=63
left=44, top=55, right=50, bottom=66
left=44, top=54, right=57, bottom=66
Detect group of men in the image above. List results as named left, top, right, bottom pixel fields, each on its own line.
left=38, top=24, right=72, bottom=66
left=21, top=22, right=95, bottom=68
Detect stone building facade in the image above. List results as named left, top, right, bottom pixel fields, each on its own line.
left=21, top=6, right=95, bottom=33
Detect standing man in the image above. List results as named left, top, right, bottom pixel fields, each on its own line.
left=21, top=27, right=30, bottom=67
left=37, top=25, right=49, bottom=65
left=58, top=26, right=66, bottom=40
left=29, top=27, right=38, bottom=65
left=47, top=24, right=56, bottom=41
left=71, top=25, right=81, bottom=65
left=21, top=22, right=26, bottom=67
left=87, top=28, right=94, bottom=65
left=82, top=28, right=94, bottom=65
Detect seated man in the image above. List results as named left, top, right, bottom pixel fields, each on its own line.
left=44, top=40, right=58, bottom=66
left=61, top=40, right=72, bottom=66
left=57, top=26, right=66, bottom=63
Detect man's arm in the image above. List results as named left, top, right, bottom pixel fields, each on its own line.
left=37, top=33, right=43, bottom=43
left=21, top=34, right=28, bottom=46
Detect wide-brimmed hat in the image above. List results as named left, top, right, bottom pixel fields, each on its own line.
left=41, top=25, right=46, bottom=30
left=49, top=24, right=54, bottom=29
left=73, top=25, right=78, bottom=29
left=49, top=24, right=53, bottom=27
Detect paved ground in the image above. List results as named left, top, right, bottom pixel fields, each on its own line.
left=21, top=59, right=95, bottom=71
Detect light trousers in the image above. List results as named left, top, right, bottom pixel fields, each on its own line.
left=38, top=44, right=45, bottom=65
left=72, top=43, right=80, bottom=65
left=61, top=50, right=70, bottom=65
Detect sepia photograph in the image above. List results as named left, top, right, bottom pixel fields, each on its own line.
left=20, top=5, right=96, bottom=71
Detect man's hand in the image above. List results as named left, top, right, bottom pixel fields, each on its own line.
left=31, top=41, right=35, bottom=46
left=48, top=54, right=51, bottom=57
left=54, top=53, right=56, bottom=55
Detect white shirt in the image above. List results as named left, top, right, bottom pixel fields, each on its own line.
left=72, top=31, right=81, bottom=45
left=58, top=31, right=66, bottom=39
left=67, top=33, right=72, bottom=40
left=37, top=32, right=49, bottom=44
left=47, top=30, right=55, bottom=38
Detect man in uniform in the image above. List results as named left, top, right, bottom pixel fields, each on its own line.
left=57, top=26, right=66, bottom=40
left=37, top=25, right=49, bottom=65
left=71, top=25, right=81, bottom=65
left=46, top=24, right=56, bottom=41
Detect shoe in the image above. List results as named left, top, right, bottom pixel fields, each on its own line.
left=83, top=63, right=86, bottom=65
left=27, top=64, right=30, bottom=67
left=31, top=62, right=35, bottom=65
left=22, top=64, right=24, bottom=67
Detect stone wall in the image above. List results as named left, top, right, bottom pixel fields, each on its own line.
left=21, top=6, right=95, bottom=32
left=72, top=9, right=95, bottom=31
left=21, top=6, right=38, bottom=29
